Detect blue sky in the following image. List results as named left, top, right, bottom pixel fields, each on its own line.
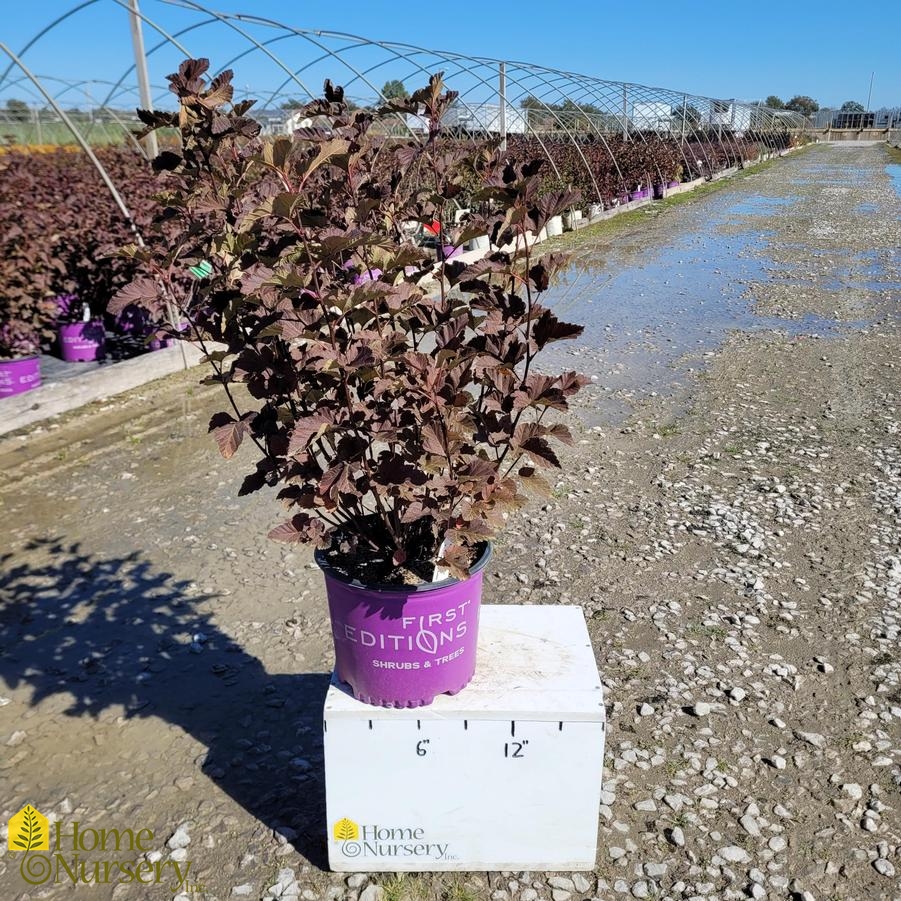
left=1, top=0, right=899, bottom=110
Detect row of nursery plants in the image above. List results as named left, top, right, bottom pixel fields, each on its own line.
left=0, top=146, right=184, bottom=396
left=0, top=93, right=805, bottom=399
left=490, top=131, right=799, bottom=209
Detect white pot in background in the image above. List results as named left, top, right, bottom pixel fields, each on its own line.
left=563, top=209, right=584, bottom=231
left=545, top=215, right=564, bottom=238
left=466, top=234, right=490, bottom=252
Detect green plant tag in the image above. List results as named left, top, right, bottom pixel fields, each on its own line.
left=189, top=260, right=213, bottom=280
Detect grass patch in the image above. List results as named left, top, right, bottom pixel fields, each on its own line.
left=383, top=874, right=426, bottom=901
left=885, top=144, right=901, bottom=164
left=380, top=875, right=484, bottom=901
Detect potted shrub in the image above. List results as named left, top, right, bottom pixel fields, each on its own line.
left=0, top=321, right=43, bottom=399
left=0, top=289, right=56, bottom=398
left=57, top=298, right=106, bottom=362
left=112, top=61, right=588, bottom=708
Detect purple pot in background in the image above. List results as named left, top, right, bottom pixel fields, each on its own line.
left=352, top=267, right=382, bottom=285
left=58, top=321, right=105, bottom=362
left=440, top=244, right=462, bottom=261
left=0, top=356, right=41, bottom=398
left=316, top=543, right=492, bottom=707
left=653, top=184, right=665, bottom=200
left=149, top=321, right=189, bottom=351
left=114, top=304, right=150, bottom=335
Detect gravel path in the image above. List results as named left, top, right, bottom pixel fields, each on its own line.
left=1, top=144, right=899, bottom=901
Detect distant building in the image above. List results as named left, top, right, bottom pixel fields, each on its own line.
left=708, top=102, right=752, bottom=132
left=631, top=103, right=672, bottom=132
left=406, top=101, right=527, bottom=135
left=253, top=109, right=291, bottom=135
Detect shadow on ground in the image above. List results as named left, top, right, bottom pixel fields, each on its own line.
left=0, top=538, right=331, bottom=868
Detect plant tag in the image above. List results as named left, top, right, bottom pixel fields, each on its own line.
left=189, top=260, right=213, bottom=280
left=432, top=536, right=450, bottom=582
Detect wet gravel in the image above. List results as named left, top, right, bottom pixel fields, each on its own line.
left=1, top=143, right=899, bottom=901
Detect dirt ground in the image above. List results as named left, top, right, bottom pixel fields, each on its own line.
left=1, top=143, right=899, bottom=901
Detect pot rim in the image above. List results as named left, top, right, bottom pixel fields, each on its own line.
left=315, top=540, right=492, bottom=594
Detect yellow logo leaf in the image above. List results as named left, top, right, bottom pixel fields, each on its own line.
left=8, top=805, right=49, bottom=852
left=333, top=818, right=359, bottom=841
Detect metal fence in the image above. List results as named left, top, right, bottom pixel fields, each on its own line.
left=809, top=107, right=901, bottom=130
left=0, top=1, right=810, bottom=206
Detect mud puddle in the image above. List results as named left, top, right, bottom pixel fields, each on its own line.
left=541, top=189, right=869, bottom=423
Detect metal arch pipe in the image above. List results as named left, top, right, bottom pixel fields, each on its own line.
left=250, top=36, right=507, bottom=145
left=498, top=66, right=612, bottom=201
left=153, top=6, right=797, bottom=187
left=210, top=17, right=596, bottom=174
left=186, top=14, right=652, bottom=197
left=0, top=0, right=103, bottom=90
left=219, top=32, right=445, bottom=140
left=183, top=12, right=798, bottom=145
left=517, top=70, right=627, bottom=197
left=0, top=73, right=151, bottom=154
left=266, top=36, right=571, bottom=192
left=148, top=0, right=336, bottom=110
left=642, top=85, right=707, bottom=185
left=93, top=16, right=217, bottom=113
left=573, top=74, right=662, bottom=191
left=10, top=0, right=802, bottom=213
left=150, top=8, right=429, bottom=146
left=0, top=41, right=144, bottom=248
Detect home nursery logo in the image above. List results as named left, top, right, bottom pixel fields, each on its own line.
left=8, top=805, right=49, bottom=851
left=333, top=818, right=360, bottom=840
left=332, top=818, right=453, bottom=861
left=6, top=805, right=198, bottom=891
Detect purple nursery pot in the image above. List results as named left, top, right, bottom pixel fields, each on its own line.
left=439, top=244, right=462, bottom=261
left=653, top=184, right=665, bottom=200
left=352, top=267, right=383, bottom=285
left=0, top=356, right=41, bottom=398
left=667, top=180, right=680, bottom=188
left=115, top=304, right=150, bottom=335
left=58, top=321, right=105, bottom=362
left=149, top=321, right=190, bottom=351
left=316, top=543, right=492, bottom=708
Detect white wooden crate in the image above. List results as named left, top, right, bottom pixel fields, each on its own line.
left=324, top=604, right=605, bottom=871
